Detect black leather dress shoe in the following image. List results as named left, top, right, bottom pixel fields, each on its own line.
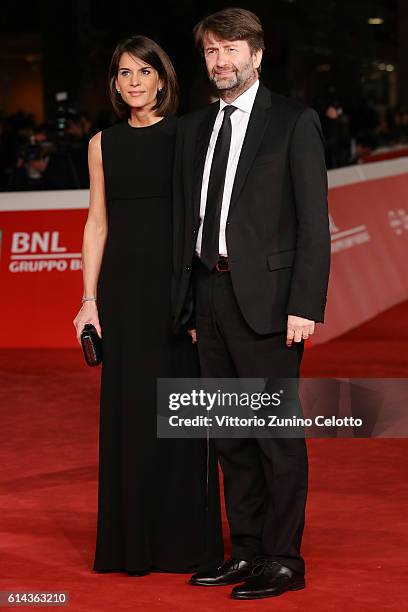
left=189, top=558, right=253, bottom=586
left=231, top=560, right=305, bottom=599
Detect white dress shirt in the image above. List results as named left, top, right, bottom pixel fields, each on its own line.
left=195, top=79, right=260, bottom=257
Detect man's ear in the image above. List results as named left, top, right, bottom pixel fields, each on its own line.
left=253, top=49, right=263, bottom=70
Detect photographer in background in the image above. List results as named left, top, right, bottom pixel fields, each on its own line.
left=7, top=143, right=53, bottom=191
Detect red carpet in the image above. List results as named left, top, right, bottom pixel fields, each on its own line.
left=1, top=301, right=407, bottom=610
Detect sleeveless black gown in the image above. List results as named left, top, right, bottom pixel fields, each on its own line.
left=93, top=116, right=223, bottom=574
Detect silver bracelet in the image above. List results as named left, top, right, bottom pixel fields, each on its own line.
left=81, top=296, right=97, bottom=303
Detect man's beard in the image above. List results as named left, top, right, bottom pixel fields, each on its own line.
left=209, top=59, right=256, bottom=93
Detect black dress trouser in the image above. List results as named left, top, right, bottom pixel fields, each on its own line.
left=193, top=258, right=308, bottom=574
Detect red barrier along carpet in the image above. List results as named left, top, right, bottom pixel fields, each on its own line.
left=0, top=301, right=407, bottom=611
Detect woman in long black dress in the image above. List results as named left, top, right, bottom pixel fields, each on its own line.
left=73, top=35, right=223, bottom=575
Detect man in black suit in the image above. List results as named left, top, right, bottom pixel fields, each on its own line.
left=172, top=7, right=330, bottom=600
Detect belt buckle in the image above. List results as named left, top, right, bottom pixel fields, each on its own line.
left=215, top=258, right=230, bottom=272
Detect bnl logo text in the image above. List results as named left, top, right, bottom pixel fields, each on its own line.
left=12, top=231, right=67, bottom=253
left=8, top=231, right=81, bottom=272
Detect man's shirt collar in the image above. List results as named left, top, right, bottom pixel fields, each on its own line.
left=219, top=79, right=260, bottom=114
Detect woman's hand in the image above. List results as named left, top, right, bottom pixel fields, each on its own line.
left=73, top=301, right=102, bottom=344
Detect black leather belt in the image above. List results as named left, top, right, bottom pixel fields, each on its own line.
left=193, top=255, right=230, bottom=272
left=215, top=256, right=230, bottom=272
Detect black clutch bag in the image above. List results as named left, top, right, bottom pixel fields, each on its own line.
left=80, top=324, right=102, bottom=366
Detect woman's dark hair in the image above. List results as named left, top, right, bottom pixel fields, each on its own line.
left=108, top=35, right=179, bottom=118
left=193, top=8, right=265, bottom=56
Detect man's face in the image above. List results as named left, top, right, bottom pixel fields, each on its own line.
left=202, top=33, right=262, bottom=92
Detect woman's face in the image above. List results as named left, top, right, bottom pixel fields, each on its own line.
left=116, top=52, right=162, bottom=113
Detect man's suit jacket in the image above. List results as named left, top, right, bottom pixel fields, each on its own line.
left=172, top=81, right=331, bottom=335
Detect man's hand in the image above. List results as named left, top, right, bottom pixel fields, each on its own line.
left=286, top=315, right=315, bottom=347
left=188, top=329, right=197, bottom=344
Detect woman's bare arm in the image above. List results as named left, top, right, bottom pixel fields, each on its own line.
left=73, top=131, right=107, bottom=342
left=82, top=131, right=107, bottom=298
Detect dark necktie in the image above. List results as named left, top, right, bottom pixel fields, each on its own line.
left=200, top=104, right=237, bottom=270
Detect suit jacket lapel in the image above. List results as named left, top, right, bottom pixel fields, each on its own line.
left=229, top=82, right=272, bottom=211
left=192, top=102, right=219, bottom=225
